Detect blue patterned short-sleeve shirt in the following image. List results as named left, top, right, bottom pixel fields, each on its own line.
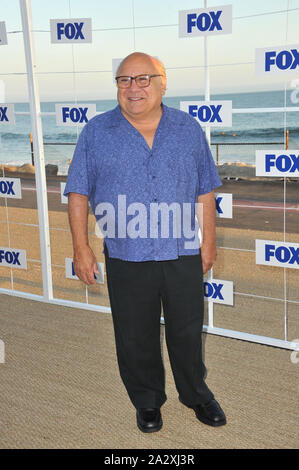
left=64, top=104, right=222, bottom=261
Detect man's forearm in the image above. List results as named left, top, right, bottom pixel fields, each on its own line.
left=198, top=190, right=216, bottom=246
left=67, top=192, right=99, bottom=285
left=68, top=192, right=89, bottom=250
left=197, top=190, right=217, bottom=273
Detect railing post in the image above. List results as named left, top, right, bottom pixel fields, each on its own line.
left=19, top=0, right=53, bottom=300
left=203, top=0, right=214, bottom=329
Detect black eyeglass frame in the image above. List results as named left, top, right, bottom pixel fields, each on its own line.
left=115, top=74, right=163, bottom=88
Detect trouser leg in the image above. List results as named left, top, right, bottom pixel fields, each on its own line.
left=104, top=247, right=167, bottom=409
left=160, top=253, right=214, bottom=406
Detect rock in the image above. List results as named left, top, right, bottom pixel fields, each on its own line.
left=1, top=164, right=18, bottom=173
left=1, top=163, right=58, bottom=176
left=45, top=164, right=58, bottom=176
left=18, top=163, right=35, bottom=174
left=217, top=162, right=255, bottom=179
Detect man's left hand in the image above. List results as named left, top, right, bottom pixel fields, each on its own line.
left=201, top=242, right=217, bottom=274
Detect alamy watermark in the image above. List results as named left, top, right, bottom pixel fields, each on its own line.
left=94, top=196, right=203, bottom=249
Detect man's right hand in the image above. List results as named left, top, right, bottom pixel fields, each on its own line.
left=73, top=245, right=99, bottom=285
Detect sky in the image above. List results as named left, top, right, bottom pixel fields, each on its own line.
left=1, top=0, right=299, bottom=102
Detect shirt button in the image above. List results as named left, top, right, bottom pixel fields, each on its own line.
left=152, top=175, right=156, bottom=179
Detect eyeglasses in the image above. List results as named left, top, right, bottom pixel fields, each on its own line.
left=115, top=74, right=163, bottom=89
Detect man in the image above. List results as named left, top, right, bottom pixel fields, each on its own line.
left=64, top=52, right=226, bottom=433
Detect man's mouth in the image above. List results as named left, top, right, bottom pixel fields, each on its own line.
left=128, top=97, right=144, bottom=101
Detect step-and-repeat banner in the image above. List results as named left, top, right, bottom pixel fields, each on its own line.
left=0, top=1, right=298, bottom=348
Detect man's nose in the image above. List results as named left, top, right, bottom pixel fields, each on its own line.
left=130, top=78, right=140, bottom=90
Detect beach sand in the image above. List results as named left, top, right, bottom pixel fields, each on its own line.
left=0, top=167, right=298, bottom=344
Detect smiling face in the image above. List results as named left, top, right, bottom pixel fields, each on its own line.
left=116, top=53, right=166, bottom=122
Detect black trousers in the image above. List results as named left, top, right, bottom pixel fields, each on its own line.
left=104, top=244, right=214, bottom=409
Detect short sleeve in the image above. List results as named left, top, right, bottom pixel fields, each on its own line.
left=63, top=124, right=95, bottom=198
left=196, top=124, right=222, bottom=195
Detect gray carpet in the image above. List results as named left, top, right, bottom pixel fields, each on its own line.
left=0, top=293, right=298, bottom=449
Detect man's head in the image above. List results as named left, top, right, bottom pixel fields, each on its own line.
left=115, top=52, right=167, bottom=121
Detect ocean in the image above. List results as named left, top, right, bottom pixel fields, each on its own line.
left=1, top=89, right=298, bottom=175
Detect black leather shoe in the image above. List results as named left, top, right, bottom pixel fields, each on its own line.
left=180, top=398, right=226, bottom=427
left=136, top=408, right=162, bottom=433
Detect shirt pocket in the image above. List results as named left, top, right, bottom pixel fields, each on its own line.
left=166, top=159, right=199, bottom=201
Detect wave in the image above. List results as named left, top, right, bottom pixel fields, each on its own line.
left=43, top=132, right=78, bottom=142
left=0, top=132, right=29, bottom=142
left=0, top=158, right=32, bottom=166
left=0, top=131, right=78, bottom=143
